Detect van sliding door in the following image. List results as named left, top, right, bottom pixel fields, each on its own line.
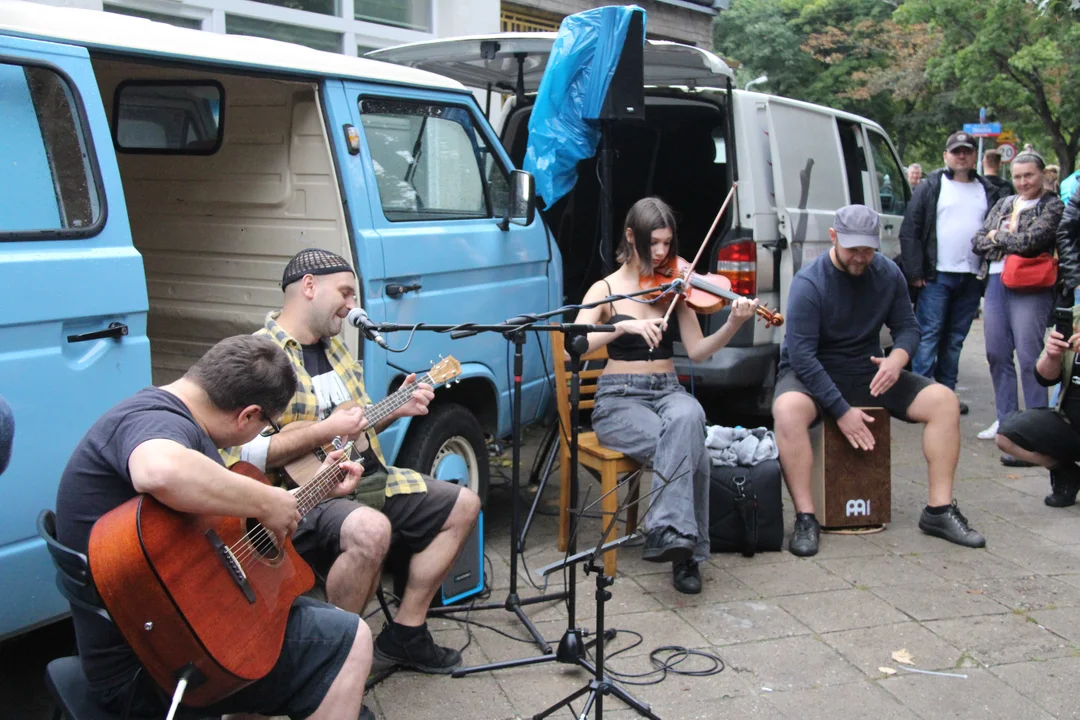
left=764, top=99, right=851, bottom=340
left=0, top=36, right=150, bottom=639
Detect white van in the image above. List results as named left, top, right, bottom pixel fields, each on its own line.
left=372, top=33, right=911, bottom=414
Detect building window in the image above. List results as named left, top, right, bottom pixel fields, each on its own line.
left=355, top=0, right=431, bottom=32
left=104, top=5, right=202, bottom=30
left=226, top=15, right=342, bottom=53
left=250, top=0, right=339, bottom=17
left=501, top=5, right=561, bottom=32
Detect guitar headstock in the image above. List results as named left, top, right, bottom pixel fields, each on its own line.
left=428, top=355, right=463, bottom=387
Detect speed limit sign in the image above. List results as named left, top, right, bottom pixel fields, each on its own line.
left=998, top=143, right=1017, bottom=163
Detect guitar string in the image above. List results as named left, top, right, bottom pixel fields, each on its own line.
left=228, top=372, right=439, bottom=566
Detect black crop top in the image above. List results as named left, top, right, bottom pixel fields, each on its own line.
left=602, top=281, right=679, bottom=361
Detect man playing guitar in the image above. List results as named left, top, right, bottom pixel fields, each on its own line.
left=223, top=248, right=480, bottom=674
left=55, top=335, right=374, bottom=718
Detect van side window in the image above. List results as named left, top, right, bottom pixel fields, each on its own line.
left=113, top=81, right=224, bottom=154
left=866, top=129, right=909, bottom=215
left=0, top=63, right=102, bottom=236
left=836, top=120, right=869, bottom=206
left=358, top=98, right=509, bottom=222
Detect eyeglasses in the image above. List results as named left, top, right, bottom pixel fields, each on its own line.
left=260, top=410, right=282, bottom=435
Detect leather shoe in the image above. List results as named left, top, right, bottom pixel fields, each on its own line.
left=918, top=501, right=985, bottom=548
left=958, top=399, right=970, bottom=415
left=1001, top=454, right=1035, bottom=468
left=642, top=527, right=694, bottom=563
left=672, top=560, right=701, bottom=594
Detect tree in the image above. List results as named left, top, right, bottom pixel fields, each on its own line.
left=899, top=0, right=1080, bottom=170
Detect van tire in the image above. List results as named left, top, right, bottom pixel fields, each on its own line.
left=396, top=402, right=489, bottom=507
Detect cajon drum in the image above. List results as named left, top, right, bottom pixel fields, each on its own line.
left=809, top=407, right=891, bottom=529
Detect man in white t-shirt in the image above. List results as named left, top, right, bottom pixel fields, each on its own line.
left=899, top=131, right=995, bottom=414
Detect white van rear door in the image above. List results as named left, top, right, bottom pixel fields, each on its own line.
left=764, top=99, right=850, bottom=337
left=368, top=33, right=734, bottom=92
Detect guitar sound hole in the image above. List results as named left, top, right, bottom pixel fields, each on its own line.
left=245, top=519, right=284, bottom=561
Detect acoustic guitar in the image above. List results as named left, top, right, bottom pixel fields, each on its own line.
left=280, top=356, right=463, bottom=487
left=86, top=357, right=461, bottom=706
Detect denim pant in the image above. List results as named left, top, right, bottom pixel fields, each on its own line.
left=984, top=274, right=1054, bottom=423
left=591, top=373, right=711, bottom=562
left=912, top=271, right=984, bottom=389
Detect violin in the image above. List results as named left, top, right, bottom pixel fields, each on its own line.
left=640, top=256, right=784, bottom=328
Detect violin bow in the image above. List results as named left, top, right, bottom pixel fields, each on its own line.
left=658, top=182, right=739, bottom=330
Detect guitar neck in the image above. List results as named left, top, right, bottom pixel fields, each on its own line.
left=294, top=372, right=434, bottom=513
left=361, top=372, right=434, bottom=428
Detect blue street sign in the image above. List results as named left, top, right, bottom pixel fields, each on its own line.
left=980, top=107, right=987, bottom=122
left=963, top=122, right=1001, bottom=137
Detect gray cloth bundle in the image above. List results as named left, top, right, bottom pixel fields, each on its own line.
left=705, top=425, right=778, bottom=467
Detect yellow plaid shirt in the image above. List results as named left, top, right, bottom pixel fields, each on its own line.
left=220, top=312, right=426, bottom=497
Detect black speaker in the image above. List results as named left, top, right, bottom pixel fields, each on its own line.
left=599, top=9, right=645, bottom=121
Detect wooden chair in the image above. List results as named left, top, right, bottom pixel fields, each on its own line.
left=551, top=333, right=641, bottom=577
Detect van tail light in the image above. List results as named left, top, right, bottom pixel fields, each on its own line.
left=716, top=241, right=757, bottom=297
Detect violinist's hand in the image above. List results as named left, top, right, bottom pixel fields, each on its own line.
left=726, top=297, right=758, bottom=327
left=616, top=317, right=666, bottom=349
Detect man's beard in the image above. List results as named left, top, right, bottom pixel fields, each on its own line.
left=836, top=251, right=868, bottom=276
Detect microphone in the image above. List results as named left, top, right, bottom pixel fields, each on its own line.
left=346, top=308, right=389, bottom=349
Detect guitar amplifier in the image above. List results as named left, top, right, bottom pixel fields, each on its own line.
left=390, top=478, right=485, bottom=607
left=809, top=407, right=891, bottom=529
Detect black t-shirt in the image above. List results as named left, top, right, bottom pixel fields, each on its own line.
left=1037, top=365, right=1080, bottom=427
left=54, top=387, right=221, bottom=693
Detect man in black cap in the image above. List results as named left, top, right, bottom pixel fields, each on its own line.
left=900, top=131, right=997, bottom=415
left=773, top=205, right=985, bottom=557
left=223, top=248, right=481, bottom=675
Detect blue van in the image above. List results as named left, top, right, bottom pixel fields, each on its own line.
left=0, top=1, right=558, bottom=639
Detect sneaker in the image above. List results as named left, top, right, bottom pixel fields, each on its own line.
left=977, top=420, right=999, bottom=440
left=642, top=527, right=694, bottom=564
left=918, top=501, right=985, bottom=548
left=789, top=513, right=820, bottom=557
left=672, top=560, right=701, bottom=594
left=958, top=399, right=970, bottom=416
left=373, top=622, right=462, bottom=674
left=360, top=705, right=376, bottom=720
left=1001, top=453, right=1035, bottom=468
left=1046, top=466, right=1080, bottom=508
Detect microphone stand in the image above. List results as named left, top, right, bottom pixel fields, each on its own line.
left=362, top=282, right=679, bottom=671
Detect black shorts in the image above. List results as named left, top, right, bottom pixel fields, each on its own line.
left=775, top=368, right=935, bottom=423
left=101, top=596, right=357, bottom=719
left=293, top=477, right=461, bottom=576
left=999, top=408, right=1080, bottom=463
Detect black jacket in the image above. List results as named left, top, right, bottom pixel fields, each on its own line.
left=1057, top=185, right=1080, bottom=291
left=899, top=168, right=996, bottom=283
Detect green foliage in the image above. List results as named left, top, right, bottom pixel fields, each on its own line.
left=714, top=0, right=1080, bottom=172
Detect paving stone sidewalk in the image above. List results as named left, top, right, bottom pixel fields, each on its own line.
left=366, top=318, right=1080, bottom=720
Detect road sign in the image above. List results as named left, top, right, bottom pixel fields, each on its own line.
left=998, top=143, right=1017, bottom=163
left=980, top=107, right=987, bottom=123
left=998, top=129, right=1018, bottom=145
left=963, top=122, right=1001, bottom=137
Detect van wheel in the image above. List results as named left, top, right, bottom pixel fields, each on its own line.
left=396, top=403, right=489, bottom=507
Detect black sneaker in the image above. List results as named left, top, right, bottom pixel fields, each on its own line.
left=373, top=622, right=462, bottom=674
left=789, top=513, right=820, bottom=557
left=642, top=527, right=694, bottom=564
left=1046, top=466, right=1080, bottom=508
left=918, top=501, right=985, bottom=548
left=958, top=400, right=970, bottom=416
left=672, top=560, right=701, bottom=594
left=1001, top=453, right=1036, bottom=468
left=360, top=705, right=375, bottom=720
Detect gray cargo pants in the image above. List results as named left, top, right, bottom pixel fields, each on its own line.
left=591, top=373, right=710, bottom=562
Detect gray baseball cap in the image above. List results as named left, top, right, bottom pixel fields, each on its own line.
left=833, top=204, right=880, bottom=249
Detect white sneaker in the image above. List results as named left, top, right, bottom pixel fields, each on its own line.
left=977, top=420, right=999, bottom=440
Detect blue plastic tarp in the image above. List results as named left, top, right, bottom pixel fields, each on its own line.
left=523, top=5, right=646, bottom=208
